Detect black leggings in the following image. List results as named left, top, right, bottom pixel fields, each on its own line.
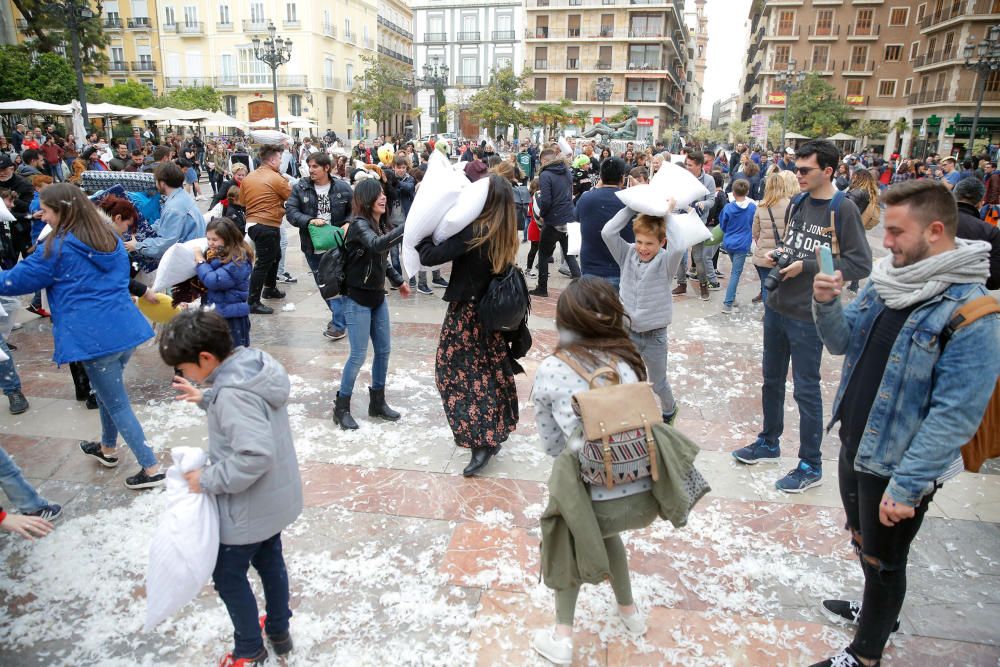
left=526, top=241, right=539, bottom=270
left=838, top=443, right=937, bottom=661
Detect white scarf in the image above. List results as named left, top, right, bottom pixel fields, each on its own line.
left=870, top=238, right=991, bottom=309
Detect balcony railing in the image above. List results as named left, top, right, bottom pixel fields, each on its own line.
left=344, top=30, right=356, bottom=43
left=127, top=17, right=151, bottom=29
left=167, top=75, right=309, bottom=89
left=323, top=76, right=343, bottom=90
left=283, top=19, right=301, bottom=28
left=173, top=21, right=204, bottom=35
left=109, top=60, right=129, bottom=72
left=766, top=25, right=801, bottom=38
left=165, top=77, right=214, bottom=88
left=492, top=30, right=516, bottom=41
left=907, top=88, right=948, bottom=105
left=378, top=15, right=413, bottom=40
left=920, top=0, right=997, bottom=30
left=533, top=27, right=550, bottom=38
left=841, top=58, right=876, bottom=73
left=363, top=37, right=374, bottom=49
left=803, top=58, right=835, bottom=72
left=913, top=47, right=959, bottom=68
left=568, top=27, right=581, bottom=37
left=323, top=23, right=337, bottom=38
left=955, top=87, right=1000, bottom=103
left=807, top=24, right=840, bottom=37
left=627, top=61, right=664, bottom=70
left=629, top=29, right=663, bottom=38
left=424, top=32, right=447, bottom=42
left=104, top=17, right=123, bottom=29
left=847, top=23, right=880, bottom=38
left=217, top=21, right=233, bottom=31
left=455, top=76, right=482, bottom=86
left=457, top=31, right=480, bottom=42
left=595, top=61, right=613, bottom=70
left=132, top=60, right=156, bottom=72
left=534, top=59, right=549, bottom=69
left=566, top=58, right=579, bottom=69
left=378, top=45, right=414, bottom=65
left=243, top=20, right=269, bottom=32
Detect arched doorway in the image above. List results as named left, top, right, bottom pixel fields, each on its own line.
left=248, top=100, right=275, bottom=123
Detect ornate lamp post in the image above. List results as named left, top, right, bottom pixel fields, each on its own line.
left=48, top=0, right=103, bottom=129
left=776, top=59, right=806, bottom=150
left=595, top=76, right=613, bottom=124
left=252, top=22, right=292, bottom=131
left=418, top=62, right=449, bottom=135
left=963, top=25, right=1000, bottom=157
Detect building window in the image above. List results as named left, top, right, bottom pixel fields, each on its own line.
left=132, top=0, right=148, bottom=19
left=534, top=77, right=546, bottom=100
left=250, top=2, right=265, bottom=23
left=346, top=63, right=354, bottom=89
left=910, top=42, right=920, bottom=60
left=884, top=45, right=902, bottom=62
left=628, top=45, right=661, bottom=68
left=811, top=44, right=830, bottom=70
left=777, top=11, right=795, bottom=36
left=287, top=3, right=297, bottom=22
left=877, top=80, right=896, bottom=97
left=888, top=7, right=909, bottom=26
left=846, top=80, right=863, bottom=96
left=915, top=4, right=926, bottom=22
left=773, top=45, right=791, bottom=68
left=565, top=77, right=578, bottom=101
left=219, top=4, right=229, bottom=24
left=183, top=6, right=197, bottom=26
left=850, top=45, right=869, bottom=69
left=815, top=10, right=833, bottom=36
left=326, top=97, right=333, bottom=124
left=164, top=6, right=174, bottom=25
left=903, top=78, right=912, bottom=96
left=238, top=47, right=269, bottom=85
left=140, top=78, right=154, bottom=92
left=223, top=95, right=237, bottom=115
left=987, top=70, right=1000, bottom=94
left=111, top=46, right=124, bottom=64
left=289, top=94, right=302, bottom=116
left=854, top=9, right=874, bottom=36
left=625, top=79, right=659, bottom=103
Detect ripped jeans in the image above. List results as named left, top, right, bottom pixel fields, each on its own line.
left=838, top=441, right=937, bottom=661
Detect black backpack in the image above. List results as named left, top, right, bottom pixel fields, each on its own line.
left=316, top=244, right=353, bottom=299
left=478, top=265, right=530, bottom=332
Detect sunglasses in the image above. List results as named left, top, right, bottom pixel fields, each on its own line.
left=795, top=166, right=821, bottom=175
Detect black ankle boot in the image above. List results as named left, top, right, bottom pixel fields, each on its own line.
left=70, top=362, right=91, bottom=401
left=463, top=445, right=501, bottom=477
left=333, top=392, right=358, bottom=430
left=368, top=388, right=400, bottom=421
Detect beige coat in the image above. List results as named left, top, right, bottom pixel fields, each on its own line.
left=752, top=198, right=790, bottom=267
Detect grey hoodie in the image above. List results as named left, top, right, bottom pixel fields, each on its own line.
left=197, top=347, right=303, bottom=545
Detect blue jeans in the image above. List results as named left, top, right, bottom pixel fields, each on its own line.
left=0, top=446, right=47, bottom=512
left=582, top=273, right=620, bottom=294
left=81, top=349, right=158, bottom=469
left=213, top=532, right=291, bottom=659
left=340, top=296, right=391, bottom=397
left=723, top=250, right=748, bottom=307
left=759, top=308, right=824, bottom=470
left=0, top=334, right=22, bottom=396
left=305, top=252, right=346, bottom=331
left=756, top=265, right=771, bottom=305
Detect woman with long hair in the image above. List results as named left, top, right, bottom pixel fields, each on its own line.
left=751, top=171, right=794, bottom=305
left=333, top=178, right=409, bottom=430
left=0, top=184, right=163, bottom=489
left=844, top=169, right=880, bottom=292
left=417, top=174, right=521, bottom=476
left=531, top=277, right=659, bottom=664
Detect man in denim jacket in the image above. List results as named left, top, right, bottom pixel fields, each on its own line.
left=809, top=179, right=1000, bottom=667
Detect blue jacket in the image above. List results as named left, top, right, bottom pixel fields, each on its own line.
left=137, top=188, right=205, bottom=261
left=537, top=161, right=575, bottom=228
left=196, top=257, right=251, bottom=319
left=0, top=233, right=154, bottom=364
left=813, top=282, right=1000, bottom=506
left=719, top=200, right=755, bottom=253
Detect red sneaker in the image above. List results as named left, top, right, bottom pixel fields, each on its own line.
left=27, top=304, right=50, bottom=318
left=217, top=648, right=267, bottom=667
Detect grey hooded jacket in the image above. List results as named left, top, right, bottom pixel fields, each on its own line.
left=197, top=346, right=303, bottom=545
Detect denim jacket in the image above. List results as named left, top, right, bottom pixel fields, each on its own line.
left=813, top=282, right=1000, bottom=506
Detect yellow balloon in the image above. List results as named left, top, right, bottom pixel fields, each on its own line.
left=137, top=292, right=179, bottom=324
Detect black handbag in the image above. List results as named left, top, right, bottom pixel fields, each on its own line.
left=316, top=245, right=349, bottom=299
left=478, top=265, right=530, bottom=332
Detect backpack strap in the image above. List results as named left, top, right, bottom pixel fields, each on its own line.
left=554, top=351, right=621, bottom=388
left=821, top=189, right=846, bottom=256
left=941, top=296, right=1000, bottom=346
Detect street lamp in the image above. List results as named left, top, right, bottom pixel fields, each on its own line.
left=595, top=76, right=613, bottom=124
left=776, top=59, right=806, bottom=150
left=418, top=62, right=449, bottom=135
left=963, top=24, right=1000, bottom=158
left=47, top=0, right=103, bottom=129
left=252, top=22, right=292, bottom=131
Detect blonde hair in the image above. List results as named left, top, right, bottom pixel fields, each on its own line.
left=633, top=214, right=666, bottom=241
left=780, top=170, right=800, bottom=198
left=761, top=172, right=790, bottom=208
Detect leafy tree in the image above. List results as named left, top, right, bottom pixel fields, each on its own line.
left=31, top=53, right=78, bottom=104
left=12, top=0, right=108, bottom=73
left=351, top=53, right=410, bottom=135
left=688, top=119, right=727, bottom=148
left=767, top=118, right=784, bottom=151
left=0, top=45, right=34, bottom=101
left=155, top=86, right=221, bottom=111
left=466, top=66, right=532, bottom=138
left=532, top=100, right=572, bottom=138
left=571, top=110, right=590, bottom=130
left=786, top=73, right=851, bottom=138
left=892, top=117, right=910, bottom=154
left=726, top=120, right=751, bottom=145
left=851, top=119, right=889, bottom=144
left=100, top=81, right=155, bottom=109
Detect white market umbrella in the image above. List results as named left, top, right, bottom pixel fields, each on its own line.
left=286, top=119, right=318, bottom=130
left=0, top=99, right=72, bottom=114
left=826, top=132, right=857, bottom=141
left=784, top=131, right=810, bottom=140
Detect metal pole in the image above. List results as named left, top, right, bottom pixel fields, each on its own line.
left=68, top=8, right=89, bottom=128
left=272, top=65, right=280, bottom=131
left=781, top=87, right=789, bottom=150
left=970, top=67, right=987, bottom=157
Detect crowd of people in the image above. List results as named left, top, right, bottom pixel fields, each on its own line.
left=0, top=119, right=998, bottom=667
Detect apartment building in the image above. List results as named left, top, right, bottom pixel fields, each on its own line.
left=683, top=0, right=708, bottom=128
left=158, top=0, right=378, bottom=138
left=378, top=0, right=416, bottom=137
left=521, top=0, right=688, bottom=142
left=739, top=0, right=1000, bottom=157
left=6, top=0, right=165, bottom=95
left=711, top=93, right=740, bottom=129
left=411, top=0, right=524, bottom=139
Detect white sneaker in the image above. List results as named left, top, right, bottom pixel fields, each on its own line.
left=618, top=608, right=647, bottom=635
left=532, top=629, right=573, bottom=665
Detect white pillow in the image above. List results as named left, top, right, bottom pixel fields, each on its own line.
left=151, top=237, right=208, bottom=293
left=653, top=160, right=710, bottom=210
left=432, top=177, right=490, bottom=244
left=401, top=151, right=469, bottom=276
left=249, top=129, right=292, bottom=144
left=615, top=184, right=669, bottom=217
left=672, top=211, right=712, bottom=248
left=0, top=197, right=14, bottom=223
left=566, top=222, right=581, bottom=256
left=558, top=137, right=572, bottom=157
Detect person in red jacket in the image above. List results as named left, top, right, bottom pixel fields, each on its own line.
left=525, top=178, right=542, bottom=277
left=40, top=135, right=64, bottom=181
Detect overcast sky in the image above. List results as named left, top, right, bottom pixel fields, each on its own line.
left=700, top=0, right=753, bottom=118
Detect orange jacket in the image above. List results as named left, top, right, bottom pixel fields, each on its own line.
left=240, top=165, right=291, bottom=227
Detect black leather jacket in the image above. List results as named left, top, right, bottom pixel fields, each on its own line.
left=285, top=177, right=352, bottom=255
left=343, top=215, right=405, bottom=305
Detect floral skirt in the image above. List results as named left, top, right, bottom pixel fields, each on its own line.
left=435, top=301, right=518, bottom=450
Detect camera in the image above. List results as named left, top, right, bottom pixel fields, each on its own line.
left=763, top=248, right=795, bottom=293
